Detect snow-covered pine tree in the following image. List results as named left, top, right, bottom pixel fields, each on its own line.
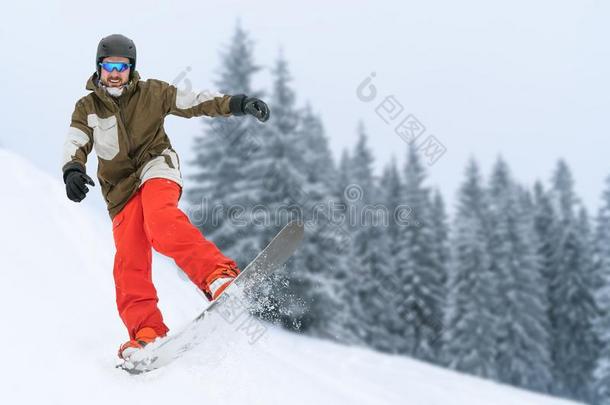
left=372, top=157, right=407, bottom=353
left=342, top=124, right=392, bottom=348
left=335, top=149, right=353, bottom=213
left=298, top=104, right=338, bottom=192
left=575, top=206, right=601, bottom=403
left=380, top=158, right=402, bottom=268
left=593, top=176, right=610, bottom=404
left=394, top=144, right=444, bottom=361
left=277, top=104, right=348, bottom=336
left=533, top=181, right=559, bottom=290
left=319, top=148, right=356, bottom=343
left=186, top=23, right=262, bottom=266
left=251, top=53, right=304, bottom=241
left=548, top=160, right=598, bottom=401
left=487, top=158, right=552, bottom=392
left=242, top=53, right=310, bottom=325
left=444, top=159, right=499, bottom=379
left=429, top=188, right=450, bottom=360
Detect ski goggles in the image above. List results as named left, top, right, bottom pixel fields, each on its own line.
left=99, top=62, right=132, bottom=73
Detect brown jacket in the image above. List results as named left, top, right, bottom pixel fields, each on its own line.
left=62, top=71, right=245, bottom=219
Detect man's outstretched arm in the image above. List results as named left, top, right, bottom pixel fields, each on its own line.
left=162, top=82, right=270, bottom=122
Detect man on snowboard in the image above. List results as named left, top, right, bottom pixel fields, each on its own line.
left=61, top=34, right=270, bottom=360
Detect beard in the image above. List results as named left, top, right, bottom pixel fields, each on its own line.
left=100, top=77, right=128, bottom=97
left=105, top=85, right=125, bottom=97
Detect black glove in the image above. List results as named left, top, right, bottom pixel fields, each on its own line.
left=230, top=95, right=270, bottom=122
left=243, top=97, right=270, bottom=122
left=63, top=167, right=95, bottom=203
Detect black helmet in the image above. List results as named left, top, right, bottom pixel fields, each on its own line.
left=96, top=34, right=137, bottom=77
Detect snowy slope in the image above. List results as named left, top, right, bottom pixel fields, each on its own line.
left=0, top=148, right=581, bottom=405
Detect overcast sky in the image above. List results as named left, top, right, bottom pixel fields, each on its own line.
left=2, top=0, right=609, bottom=217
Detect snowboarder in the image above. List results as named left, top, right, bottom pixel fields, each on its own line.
left=61, top=34, right=270, bottom=360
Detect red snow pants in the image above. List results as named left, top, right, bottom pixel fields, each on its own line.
left=111, top=178, right=237, bottom=339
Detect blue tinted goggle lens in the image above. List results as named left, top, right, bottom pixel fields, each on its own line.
left=99, top=62, right=132, bottom=73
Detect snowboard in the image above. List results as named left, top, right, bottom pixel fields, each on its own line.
left=117, top=220, right=305, bottom=375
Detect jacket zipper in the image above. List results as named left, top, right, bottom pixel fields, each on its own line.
left=118, top=96, right=135, bottom=161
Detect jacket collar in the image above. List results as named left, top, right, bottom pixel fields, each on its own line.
left=86, top=70, right=141, bottom=108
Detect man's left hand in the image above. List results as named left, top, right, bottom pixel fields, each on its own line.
left=243, top=97, right=270, bottom=122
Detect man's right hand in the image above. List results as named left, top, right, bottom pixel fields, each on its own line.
left=64, top=169, right=95, bottom=202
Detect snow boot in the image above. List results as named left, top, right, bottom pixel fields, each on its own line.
left=118, top=327, right=164, bottom=360
left=202, top=264, right=241, bottom=301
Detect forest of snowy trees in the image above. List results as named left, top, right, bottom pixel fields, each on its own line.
left=184, top=25, right=610, bottom=404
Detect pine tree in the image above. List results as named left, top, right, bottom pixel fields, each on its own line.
left=394, top=144, right=444, bottom=360
left=548, top=160, right=598, bottom=401
left=429, top=188, right=450, bottom=359
left=252, top=53, right=305, bottom=241
left=444, top=159, right=499, bottom=378
left=533, top=181, right=559, bottom=291
left=186, top=23, right=262, bottom=265
left=239, top=53, right=313, bottom=327
left=365, top=157, right=409, bottom=353
left=278, top=104, right=347, bottom=336
left=298, top=104, right=338, bottom=191
left=375, top=160, right=399, bottom=349
left=576, top=206, right=601, bottom=403
left=594, top=176, right=610, bottom=404
left=487, top=158, right=552, bottom=392
left=380, top=158, right=403, bottom=278
left=335, top=149, right=353, bottom=216
left=342, top=124, right=392, bottom=347
left=317, top=147, right=355, bottom=343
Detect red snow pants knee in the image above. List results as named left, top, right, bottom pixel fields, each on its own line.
left=112, top=178, right=238, bottom=339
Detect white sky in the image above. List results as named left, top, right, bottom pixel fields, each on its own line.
left=1, top=0, right=609, bottom=216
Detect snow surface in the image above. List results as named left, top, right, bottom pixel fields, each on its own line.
left=0, top=148, right=581, bottom=405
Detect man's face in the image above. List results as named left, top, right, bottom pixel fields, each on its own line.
left=100, top=56, right=131, bottom=87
